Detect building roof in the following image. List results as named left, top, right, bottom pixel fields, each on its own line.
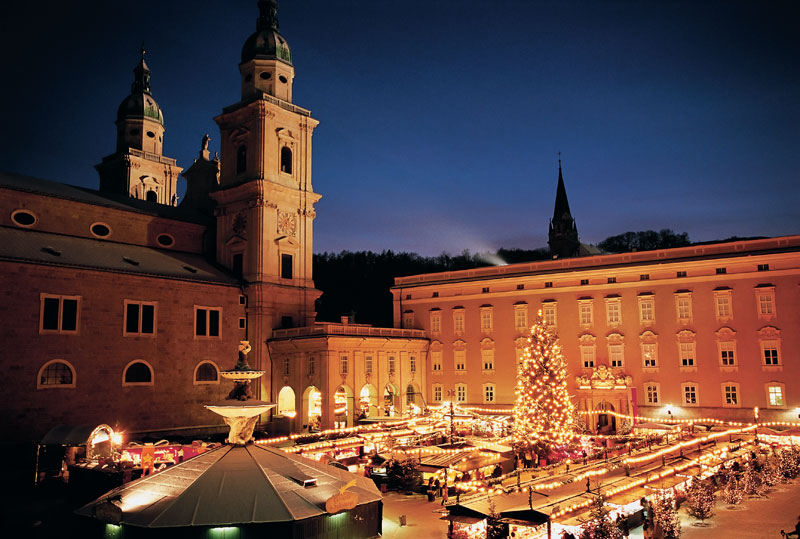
left=0, top=226, right=240, bottom=285
left=393, top=234, right=800, bottom=288
left=76, top=444, right=382, bottom=527
left=0, top=170, right=210, bottom=225
left=241, top=0, right=292, bottom=64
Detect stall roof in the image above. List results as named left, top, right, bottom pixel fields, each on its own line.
left=41, top=424, right=108, bottom=446
left=76, top=444, right=381, bottom=528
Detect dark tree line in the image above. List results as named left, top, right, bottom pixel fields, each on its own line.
left=596, top=229, right=690, bottom=253
left=313, top=230, right=697, bottom=326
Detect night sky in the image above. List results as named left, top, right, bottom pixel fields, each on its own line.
left=2, top=1, right=798, bottom=257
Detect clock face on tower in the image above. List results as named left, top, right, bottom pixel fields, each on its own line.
left=277, top=210, right=297, bottom=237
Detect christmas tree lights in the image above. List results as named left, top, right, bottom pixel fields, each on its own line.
left=512, top=312, right=576, bottom=450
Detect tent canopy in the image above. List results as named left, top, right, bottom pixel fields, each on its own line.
left=41, top=424, right=111, bottom=446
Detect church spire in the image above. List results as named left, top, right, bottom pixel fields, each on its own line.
left=548, top=156, right=580, bottom=259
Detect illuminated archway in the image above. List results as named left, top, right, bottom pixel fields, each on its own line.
left=359, top=383, right=379, bottom=418
left=302, top=386, right=322, bottom=431
left=594, top=401, right=616, bottom=434
left=406, top=382, right=422, bottom=414
left=334, top=385, right=354, bottom=428
left=278, top=386, right=296, bottom=416
left=383, top=383, right=398, bottom=417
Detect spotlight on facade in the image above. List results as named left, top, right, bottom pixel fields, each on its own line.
left=795, top=406, right=800, bottom=419
left=666, top=404, right=673, bottom=418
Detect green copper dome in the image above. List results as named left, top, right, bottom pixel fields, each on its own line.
left=241, top=0, right=292, bottom=65
left=117, top=57, right=164, bottom=126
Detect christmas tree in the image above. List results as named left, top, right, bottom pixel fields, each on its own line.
left=778, top=446, right=800, bottom=480
left=741, top=462, right=766, bottom=497
left=685, top=478, right=715, bottom=523
left=652, top=491, right=682, bottom=538
left=721, top=468, right=743, bottom=505
left=577, top=495, right=623, bottom=539
left=512, top=313, right=575, bottom=449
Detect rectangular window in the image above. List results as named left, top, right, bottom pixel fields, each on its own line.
left=456, top=384, right=466, bottom=402
left=40, top=294, right=80, bottom=334
left=579, top=302, right=593, bottom=327
left=431, top=351, right=442, bottom=372
left=758, top=293, right=774, bottom=316
left=646, top=383, right=660, bottom=404
left=677, top=271, right=687, bottom=278
left=283, top=358, right=290, bottom=376
left=758, top=264, right=770, bottom=271
left=676, top=296, right=692, bottom=321
left=195, top=306, right=221, bottom=337
left=606, top=300, right=621, bottom=325
left=715, top=292, right=732, bottom=319
left=403, top=312, right=414, bottom=328
left=609, top=344, right=623, bottom=368
left=433, top=291, right=439, bottom=297
left=514, top=306, right=528, bottom=332
left=454, top=350, right=466, bottom=372
left=762, top=341, right=779, bottom=365
left=581, top=347, right=595, bottom=368
left=280, top=253, right=293, bottom=279
left=545, top=281, right=553, bottom=288
left=433, top=385, right=443, bottom=402
left=388, top=355, right=396, bottom=374
left=542, top=303, right=557, bottom=327
left=410, top=356, right=417, bottom=373
left=580, top=279, right=589, bottom=286
left=639, top=297, right=654, bottom=323
left=517, top=284, right=525, bottom=290
left=484, top=384, right=495, bottom=403
left=768, top=385, right=784, bottom=407
left=643, top=343, right=657, bottom=367
left=308, top=356, right=315, bottom=375
left=724, top=384, right=739, bottom=406
left=640, top=274, right=650, bottom=281
left=365, top=355, right=373, bottom=374
left=716, top=267, right=727, bottom=274
left=480, top=308, right=493, bottom=332
left=124, top=301, right=156, bottom=336
left=679, top=342, right=695, bottom=367
left=482, top=349, right=494, bottom=371
left=482, top=287, right=490, bottom=293
left=340, top=355, right=349, bottom=375
left=720, top=342, right=735, bottom=366
left=453, top=310, right=465, bottom=333
left=683, top=384, right=697, bottom=405
left=431, top=312, right=441, bottom=333
left=608, top=277, right=616, bottom=284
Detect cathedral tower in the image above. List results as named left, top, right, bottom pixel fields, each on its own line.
left=548, top=159, right=580, bottom=259
left=96, top=49, right=182, bottom=204
left=211, top=0, right=321, bottom=397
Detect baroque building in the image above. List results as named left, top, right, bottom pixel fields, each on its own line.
left=0, top=0, right=426, bottom=442
left=393, top=230, right=800, bottom=427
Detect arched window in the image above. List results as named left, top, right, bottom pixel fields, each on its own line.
left=406, top=383, right=416, bottom=405
left=236, top=145, right=247, bottom=174
left=146, top=190, right=158, bottom=203
left=194, top=361, right=219, bottom=384
left=123, top=360, right=153, bottom=386
left=280, top=146, right=292, bottom=174
left=37, top=360, right=75, bottom=389
left=278, top=386, right=296, bottom=416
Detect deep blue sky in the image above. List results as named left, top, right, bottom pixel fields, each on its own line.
left=2, top=1, right=798, bottom=256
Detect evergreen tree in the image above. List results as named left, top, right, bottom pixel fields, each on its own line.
left=652, top=491, right=682, bottom=538
left=512, top=314, right=575, bottom=451
left=577, top=495, right=623, bottom=539
left=721, top=468, right=744, bottom=505
left=763, top=455, right=782, bottom=487
left=778, top=446, right=800, bottom=480
left=741, top=462, right=766, bottom=497
left=685, top=478, right=715, bottom=523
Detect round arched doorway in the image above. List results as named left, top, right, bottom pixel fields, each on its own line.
left=359, top=384, right=378, bottom=418
left=334, top=385, right=353, bottom=428
left=302, top=386, right=322, bottom=431
left=383, top=383, right=398, bottom=417
left=594, top=401, right=616, bottom=434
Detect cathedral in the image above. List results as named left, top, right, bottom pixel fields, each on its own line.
left=1, top=1, right=799, bottom=445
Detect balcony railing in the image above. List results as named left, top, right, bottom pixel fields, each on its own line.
left=271, top=325, right=427, bottom=340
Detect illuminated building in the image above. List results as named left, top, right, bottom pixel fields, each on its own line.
left=393, top=170, right=800, bottom=426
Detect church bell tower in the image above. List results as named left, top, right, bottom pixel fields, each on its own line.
left=211, top=0, right=321, bottom=395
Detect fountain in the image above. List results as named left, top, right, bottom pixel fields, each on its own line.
left=204, top=341, right=276, bottom=444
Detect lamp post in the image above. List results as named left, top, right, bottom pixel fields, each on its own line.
left=754, top=407, right=760, bottom=444
left=446, top=391, right=456, bottom=445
